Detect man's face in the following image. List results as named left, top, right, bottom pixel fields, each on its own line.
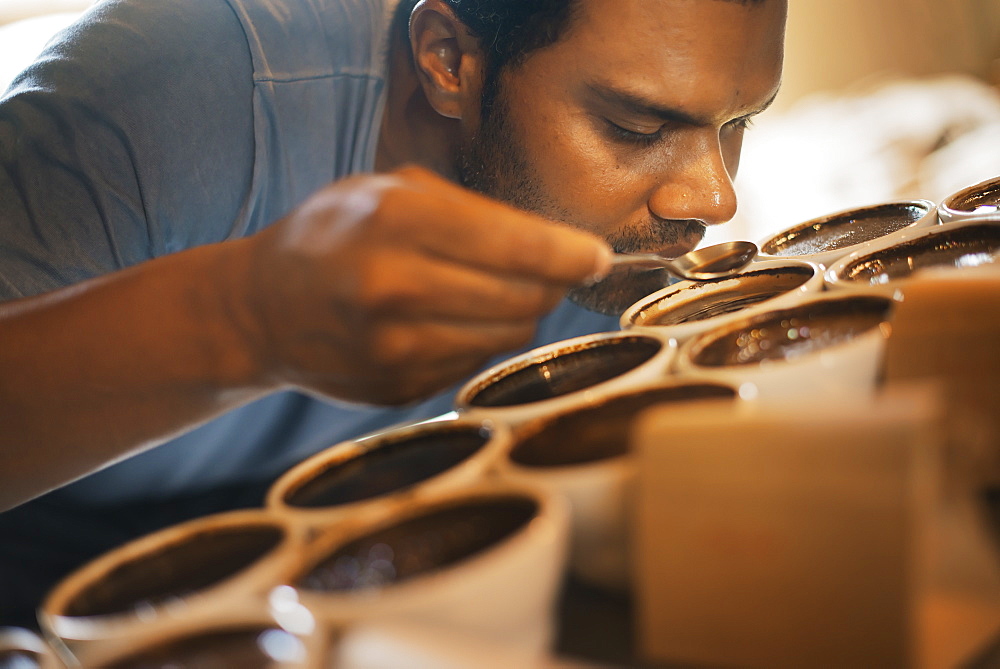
left=457, top=0, right=786, bottom=314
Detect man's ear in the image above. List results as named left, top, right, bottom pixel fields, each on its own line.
left=409, top=0, right=484, bottom=120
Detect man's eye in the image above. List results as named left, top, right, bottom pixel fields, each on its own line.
left=604, top=119, right=663, bottom=146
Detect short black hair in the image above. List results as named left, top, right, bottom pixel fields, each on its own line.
left=440, top=0, right=578, bottom=83
left=397, top=0, right=767, bottom=115
left=392, top=0, right=578, bottom=118
left=436, top=0, right=766, bottom=80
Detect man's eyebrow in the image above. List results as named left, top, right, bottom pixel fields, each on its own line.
left=735, top=85, right=781, bottom=120
left=586, top=82, right=781, bottom=125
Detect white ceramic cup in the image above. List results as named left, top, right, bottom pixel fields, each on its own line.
left=266, top=415, right=512, bottom=530
left=40, top=509, right=306, bottom=665
left=938, top=175, right=1000, bottom=225
left=280, top=481, right=569, bottom=662
left=824, top=218, right=1000, bottom=290
left=330, top=617, right=564, bottom=669
left=619, top=258, right=825, bottom=345
left=674, top=290, right=899, bottom=401
left=497, top=379, right=739, bottom=593
left=0, top=626, right=63, bottom=668
left=757, top=200, right=938, bottom=269
left=454, top=330, right=676, bottom=428
left=61, top=607, right=325, bottom=669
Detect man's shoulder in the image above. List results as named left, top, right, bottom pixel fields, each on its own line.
left=14, top=0, right=252, bottom=96
left=221, top=0, right=400, bottom=80
left=0, top=0, right=261, bottom=294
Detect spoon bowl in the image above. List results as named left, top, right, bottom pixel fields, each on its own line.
left=609, top=240, right=758, bottom=281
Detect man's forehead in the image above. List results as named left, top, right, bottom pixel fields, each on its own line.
left=551, top=0, right=785, bottom=69
left=567, top=0, right=782, bottom=33
left=554, top=0, right=787, bottom=64
left=541, top=0, right=785, bottom=110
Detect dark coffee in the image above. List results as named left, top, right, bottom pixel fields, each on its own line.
left=104, top=626, right=301, bottom=669
left=511, top=383, right=736, bottom=467
left=762, top=203, right=928, bottom=257
left=467, top=336, right=661, bottom=407
left=64, top=524, right=283, bottom=618
left=285, top=426, right=490, bottom=508
left=692, top=296, right=892, bottom=367
left=297, top=496, right=537, bottom=591
left=839, top=224, right=1000, bottom=285
left=634, top=267, right=814, bottom=326
left=947, top=179, right=1000, bottom=213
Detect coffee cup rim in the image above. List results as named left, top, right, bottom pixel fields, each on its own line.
left=676, top=289, right=899, bottom=372
left=59, top=604, right=321, bottom=669
left=824, top=217, right=1000, bottom=289
left=41, top=509, right=303, bottom=641
left=502, top=377, right=739, bottom=472
left=285, top=480, right=567, bottom=608
left=619, top=257, right=824, bottom=339
left=938, top=175, right=1000, bottom=221
left=756, top=199, right=937, bottom=264
left=265, top=415, right=513, bottom=518
left=453, top=331, right=676, bottom=425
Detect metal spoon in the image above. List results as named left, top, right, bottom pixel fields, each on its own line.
left=608, top=240, right=758, bottom=281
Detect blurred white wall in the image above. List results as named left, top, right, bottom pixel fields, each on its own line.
left=777, top=0, right=1000, bottom=112
left=0, top=0, right=93, bottom=92
left=711, top=0, right=1000, bottom=246
left=0, top=0, right=91, bottom=24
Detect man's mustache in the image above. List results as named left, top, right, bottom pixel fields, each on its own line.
left=608, top=218, right=706, bottom=254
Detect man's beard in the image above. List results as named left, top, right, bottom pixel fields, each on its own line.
left=455, top=86, right=682, bottom=316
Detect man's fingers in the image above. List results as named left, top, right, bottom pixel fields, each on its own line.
left=348, top=249, right=568, bottom=322
left=252, top=167, right=612, bottom=405
left=382, top=168, right=613, bottom=285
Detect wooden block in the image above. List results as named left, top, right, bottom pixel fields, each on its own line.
left=883, top=271, right=1000, bottom=486
left=630, top=387, right=1000, bottom=669
left=884, top=271, right=1000, bottom=388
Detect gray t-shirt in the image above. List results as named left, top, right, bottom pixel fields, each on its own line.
left=0, top=0, right=619, bottom=505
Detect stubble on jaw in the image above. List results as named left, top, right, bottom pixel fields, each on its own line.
left=455, top=84, right=700, bottom=315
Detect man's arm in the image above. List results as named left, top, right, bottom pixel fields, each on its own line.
left=0, top=167, right=611, bottom=511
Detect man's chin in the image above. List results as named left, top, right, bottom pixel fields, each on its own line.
left=566, top=269, right=673, bottom=316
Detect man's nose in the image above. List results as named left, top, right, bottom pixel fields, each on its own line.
left=647, top=131, right=738, bottom=227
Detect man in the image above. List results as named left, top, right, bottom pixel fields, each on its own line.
left=0, top=0, right=785, bottom=626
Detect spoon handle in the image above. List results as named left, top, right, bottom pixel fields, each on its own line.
left=608, top=253, right=676, bottom=270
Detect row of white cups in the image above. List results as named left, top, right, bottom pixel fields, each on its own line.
left=11, top=176, right=1000, bottom=668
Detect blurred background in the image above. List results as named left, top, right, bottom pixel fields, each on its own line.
left=1, top=0, right=999, bottom=246
left=720, top=0, right=1000, bottom=245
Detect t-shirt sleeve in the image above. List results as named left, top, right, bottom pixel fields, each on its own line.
left=0, top=0, right=257, bottom=299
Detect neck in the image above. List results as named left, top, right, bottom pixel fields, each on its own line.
left=375, top=27, right=461, bottom=178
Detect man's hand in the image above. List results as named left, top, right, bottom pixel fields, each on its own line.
left=240, top=166, right=612, bottom=404
left=0, top=166, right=610, bottom=509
